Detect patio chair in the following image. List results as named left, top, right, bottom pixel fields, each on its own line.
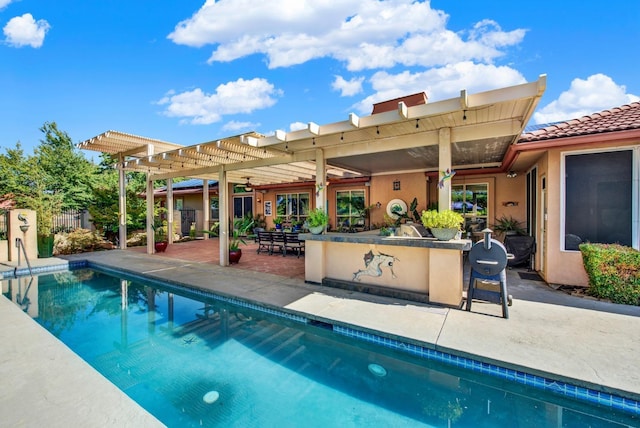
left=256, top=231, right=273, bottom=254
left=271, top=231, right=286, bottom=255
left=252, top=227, right=266, bottom=243
left=284, top=232, right=305, bottom=258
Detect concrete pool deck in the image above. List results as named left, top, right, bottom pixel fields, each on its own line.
left=2, top=245, right=640, bottom=426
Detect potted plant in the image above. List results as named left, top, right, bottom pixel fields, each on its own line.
left=273, top=216, right=284, bottom=230
left=152, top=222, right=168, bottom=253
left=305, top=208, right=328, bottom=234
left=228, top=215, right=254, bottom=263
left=492, top=215, right=525, bottom=237
left=421, top=209, right=464, bottom=241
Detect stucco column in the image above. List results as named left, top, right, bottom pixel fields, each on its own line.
left=167, top=178, right=174, bottom=244
left=438, top=127, right=452, bottom=212
left=202, top=179, right=210, bottom=240
left=218, top=166, right=229, bottom=265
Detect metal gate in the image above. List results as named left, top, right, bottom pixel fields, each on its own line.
left=181, top=209, right=196, bottom=236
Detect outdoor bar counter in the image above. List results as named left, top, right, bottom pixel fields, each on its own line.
left=300, top=231, right=472, bottom=307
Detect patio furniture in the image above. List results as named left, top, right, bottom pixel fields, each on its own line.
left=504, top=235, right=535, bottom=269
left=256, top=231, right=273, bottom=254
left=252, top=227, right=266, bottom=243
left=271, top=231, right=286, bottom=255
left=284, top=232, right=305, bottom=258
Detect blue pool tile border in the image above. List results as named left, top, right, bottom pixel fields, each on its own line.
left=332, top=324, right=640, bottom=416
left=1, top=261, right=76, bottom=279
left=18, top=261, right=639, bottom=417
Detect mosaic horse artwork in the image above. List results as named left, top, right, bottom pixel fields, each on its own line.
left=353, top=250, right=398, bottom=281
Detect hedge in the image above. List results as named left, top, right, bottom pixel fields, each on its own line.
left=579, top=243, right=640, bottom=305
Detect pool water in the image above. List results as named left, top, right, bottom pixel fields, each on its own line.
left=6, top=268, right=637, bottom=427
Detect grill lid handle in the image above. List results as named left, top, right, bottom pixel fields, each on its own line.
left=482, top=228, right=493, bottom=250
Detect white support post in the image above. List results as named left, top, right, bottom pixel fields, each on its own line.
left=202, top=179, right=210, bottom=240
left=315, top=148, right=326, bottom=211
left=218, top=166, right=229, bottom=265
left=167, top=178, right=174, bottom=244
left=438, top=127, right=452, bottom=212
left=117, top=154, right=127, bottom=249
left=146, top=174, right=155, bottom=254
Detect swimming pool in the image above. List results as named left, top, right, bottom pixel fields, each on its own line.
left=5, top=267, right=638, bottom=427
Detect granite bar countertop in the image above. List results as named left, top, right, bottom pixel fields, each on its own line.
left=299, top=232, right=472, bottom=251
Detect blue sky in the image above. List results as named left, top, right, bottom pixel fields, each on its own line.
left=2, top=0, right=638, bottom=158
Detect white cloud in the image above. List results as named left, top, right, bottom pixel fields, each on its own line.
left=351, top=62, right=526, bottom=114
left=289, top=122, right=306, bottom=131
left=158, top=77, right=282, bottom=125
left=222, top=120, right=258, bottom=132
left=332, top=75, right=364, bottom=97
left=0, top=0, right=15, bottom=10
left=168, top=1, right=525, bottom=71
left=3, top=13, right=50, bottom=48
left=533, top=74, right=640, bottom=124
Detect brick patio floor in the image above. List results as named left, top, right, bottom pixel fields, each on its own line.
left=127, top=238, right=306, bottom=280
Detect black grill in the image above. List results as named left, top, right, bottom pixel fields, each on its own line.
left=465, top=229, right=512, bottom=319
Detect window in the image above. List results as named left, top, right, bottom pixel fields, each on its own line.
left=336, top=190, right=366, bottom=230
left=564, top=150, right=633, bottom=249
left=233, top=196, right=253, bottom=220
left=452, top=183, right=488, bottom=235
left=275, top=192, right=310, bottom=223
left=210, top=197, right=219, bottom=220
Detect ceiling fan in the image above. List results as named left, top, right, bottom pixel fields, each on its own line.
left=243, top=177, right=253, bottom=191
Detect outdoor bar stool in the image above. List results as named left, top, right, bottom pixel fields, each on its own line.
left=466, top=228, right=513, bottom=319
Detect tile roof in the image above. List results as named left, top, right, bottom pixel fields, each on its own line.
left=520, top=102, right=640, bottom=142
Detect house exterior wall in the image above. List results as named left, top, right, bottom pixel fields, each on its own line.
left=368, top=173, right=429, bottom=226
left=538, top=139, right=639, bottom=287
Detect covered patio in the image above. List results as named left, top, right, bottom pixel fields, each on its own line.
left=78, top=75, right=547, bottom=267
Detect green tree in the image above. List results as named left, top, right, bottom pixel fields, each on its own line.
left=89, top=153, right=148, bottom=237
left=0, top=143, right=33, bottom=200
left=35, top=122, right=97, bottom=209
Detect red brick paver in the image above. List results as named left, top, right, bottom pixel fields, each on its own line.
left=127, top=238, right=306, bottom=280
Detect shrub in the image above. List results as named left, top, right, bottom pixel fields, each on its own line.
left=580, top=243, right=640, bottom=305
left=54, top=228, right=103, bottom=255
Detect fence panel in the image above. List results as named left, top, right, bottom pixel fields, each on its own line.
left=0, top=211, right=6, bottom=239
left=53, top=209, right=90, bottom=233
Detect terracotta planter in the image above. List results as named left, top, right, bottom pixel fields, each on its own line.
left=229, top=248, right=242, bottom=264
left=155, top=241, right=168, bottom=253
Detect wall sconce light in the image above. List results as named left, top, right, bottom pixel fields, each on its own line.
left=256, top=197, right=261, bottom=203
left=375, top=202, right=382, bottom=209
left=506, top=171, right=517, bottom=178
left=393, top=180, right=401, bottom=191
